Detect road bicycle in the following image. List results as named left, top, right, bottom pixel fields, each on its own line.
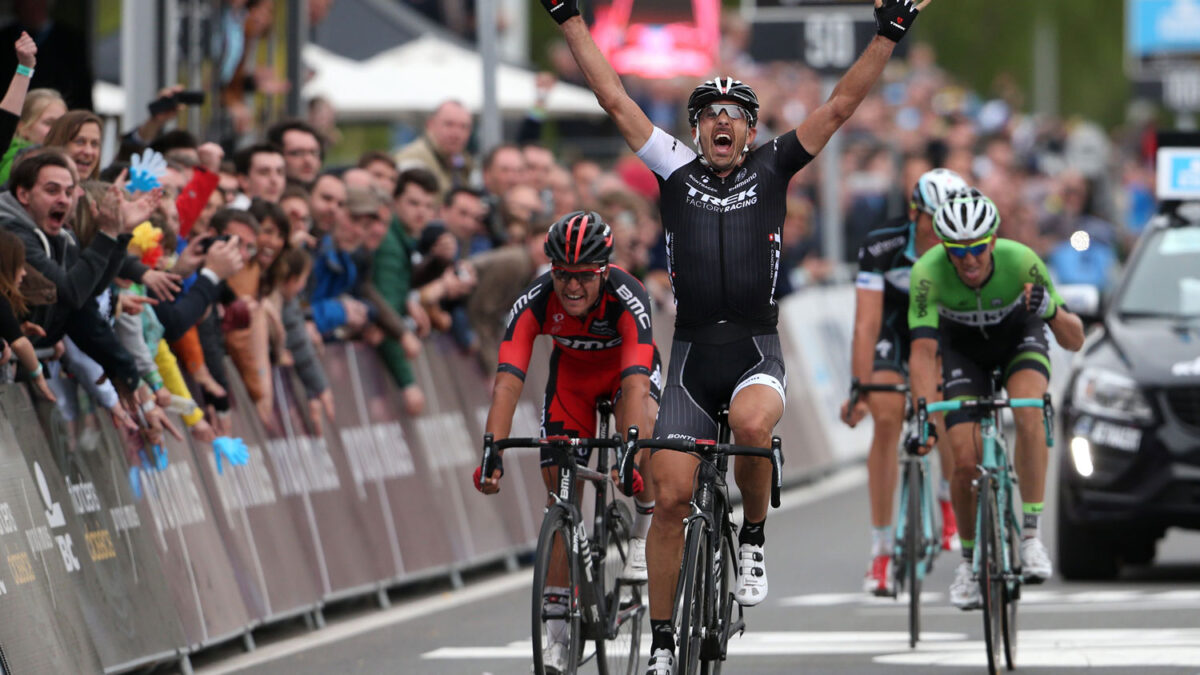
left=918, top=382, right=1053, bottom=674
left=481, top=400, right=643, bottom=675
left=623, top=407, right=783, bottom=675
left=849, top=378, right=942, bottom=648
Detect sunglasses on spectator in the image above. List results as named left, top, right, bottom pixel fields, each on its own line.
left=551, top=265, right=607, bottom=284
left=944, top=235, right=994, bottom=259
left=699, top=104, right=749, bottom=122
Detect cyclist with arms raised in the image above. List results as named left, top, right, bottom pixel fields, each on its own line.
left=541, top=0, right=933, bottom=670
left=475, top=210, right=660, bottom=674
left=842, top=168, right=966, bottom=595
left=908, top=188, right=1084, bottom=609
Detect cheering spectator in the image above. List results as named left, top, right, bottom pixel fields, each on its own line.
left=43, top=110, right=102, bottom=180
left=231, top=143, right=286, bottom=208
left=0, top=86, right=63, bottom=184
left=266, top=119, right=324, bottom=187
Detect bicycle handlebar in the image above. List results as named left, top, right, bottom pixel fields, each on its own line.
left=491, top=435, right=623, bottom=451
left=916, top=394, right=1055, bottom=448
left=848, top=377, right=909, bottom=408
left=626, top=431, right=785, bottom=509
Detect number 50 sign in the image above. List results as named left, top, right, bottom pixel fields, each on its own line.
left=741, top=0, right=906, bottom=74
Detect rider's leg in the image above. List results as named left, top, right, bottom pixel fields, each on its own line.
left=948, top=422, right=982, bottom=548
left=729, top=384, right=785, bottom=524
left=646, top=448, right=700, bottom=620
left=865, top=369, right=906, bottom=533
left=1006, top=367, right=1050, bottom=529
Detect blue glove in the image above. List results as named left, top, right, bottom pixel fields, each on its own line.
left=213, top=436, right=250, bottom=474
left=128, top=149, right=167, bottom=193
left=151, top=443, right=168, bottom=471
left=128, top=465, right=143, bottom=500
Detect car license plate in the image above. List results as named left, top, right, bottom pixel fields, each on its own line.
left=1090, top=421, right=1143, bottom=452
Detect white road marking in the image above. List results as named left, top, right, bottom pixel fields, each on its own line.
left=424, top=629, right=1200, bottom=667
left=781, top=587, right=1200, bottom=615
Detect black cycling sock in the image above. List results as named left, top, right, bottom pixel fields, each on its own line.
left=650, top=619, right=675, bottom=653
left=739, top=518, right=766, bottom=547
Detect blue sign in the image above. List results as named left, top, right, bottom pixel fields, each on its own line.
left=1156, top=148, right=1200, bottom=199
left=1128, top=0, right=1200, bottom=57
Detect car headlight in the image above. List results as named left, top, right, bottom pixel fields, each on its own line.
left=1072, top=368, right=1154, bottom=423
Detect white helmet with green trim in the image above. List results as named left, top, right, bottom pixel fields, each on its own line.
left=933, top=187, right=1000, bottom=242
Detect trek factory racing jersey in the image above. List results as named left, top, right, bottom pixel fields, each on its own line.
left=637, top=126, right=814, bottom=337
left=855, top=217, right=920, bottom=370
left=908, top=238, right=1067, bottom=346
left=497, top=264, right=657, bottom=386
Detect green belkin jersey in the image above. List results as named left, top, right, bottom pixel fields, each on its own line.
left=908, top=238, right=1065, bottom=343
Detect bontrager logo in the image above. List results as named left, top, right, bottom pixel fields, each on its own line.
left=616, top=284, right=652, bottom=329
left=686, top=184, right=759, bottom=212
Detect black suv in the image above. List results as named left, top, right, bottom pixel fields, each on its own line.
left=1057, top=201, right=1200, bottom=579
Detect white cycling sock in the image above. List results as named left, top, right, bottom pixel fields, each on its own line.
left=871, top=526, right=893, bottom=557
left=544, top=586, right=570, bottom=644
left=938, top=478, right=952, bottom=503
left=634, top=499, right=655, bottom=539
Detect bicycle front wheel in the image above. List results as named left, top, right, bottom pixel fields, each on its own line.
left=532, top=505, right=580, bottom=675
left=598, top=500, right=642, bottom=675
left=704, top=524, right=736, bottom=675
left=676, top=518, right=710, bottom=675
left=978, top=478, right=1004, bottom=675
left=1002, top=495, right=1020, bottom=670
left=905, top=463, right=922, bottom=648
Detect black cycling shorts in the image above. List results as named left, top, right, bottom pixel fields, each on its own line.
left=653, top=333, right=786, bottom=448
left=873, top=315, right=911, bottom=375
left=940, top=316, right=1051, bottom=428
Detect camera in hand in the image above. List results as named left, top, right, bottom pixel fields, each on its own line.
left=148, top=90, right=207, bottom=116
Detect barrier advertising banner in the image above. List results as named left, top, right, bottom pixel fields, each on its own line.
left=0, top=386, right=104, bottom=675
left=207, top=365, right=322, bottom=622
left=274, top=367, right=392, bottom=597
left=411, top=337, right=516, bottom=566
left=342, top=344, right=458, bottom=578
left=28, top=389, right=188, bottom=672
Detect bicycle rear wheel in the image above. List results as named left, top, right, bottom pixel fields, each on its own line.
left=905, top=463, right=922, bottom=648
left=532, top=505, right=580, bottom=675
left=676, top=518, right=710, bottom=675
left=597, top=500, right=642, bottom=675
left=978, top=478, right=1004, bottom=675
left=1002, top=496, right=1020, bottom=670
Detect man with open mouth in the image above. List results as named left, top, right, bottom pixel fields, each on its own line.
left=541, top=0, right=933, bottom=671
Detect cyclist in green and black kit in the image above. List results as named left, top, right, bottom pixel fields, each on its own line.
left=907, top=187, right=1085, bottom=609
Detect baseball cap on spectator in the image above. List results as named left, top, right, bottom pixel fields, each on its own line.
left=346, top=186, right=385, bottom=217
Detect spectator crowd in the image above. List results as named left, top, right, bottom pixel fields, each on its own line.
left=0, top=5, right=1160, bottom=467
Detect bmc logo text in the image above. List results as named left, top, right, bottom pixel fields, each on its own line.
left=505, top=285, right=543, bottom=326
left=553, top=335, right=622, bottom=350
left=616, top=284, right=652, bottom=329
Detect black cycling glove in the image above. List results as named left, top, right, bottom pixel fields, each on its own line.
left=874, top=0, right=922, bottom=43
left=540, top=0, right=580, bottom=25
left=473, top=437, right=504, bottom=492
left=1027, top=284, right=1057, bottom=319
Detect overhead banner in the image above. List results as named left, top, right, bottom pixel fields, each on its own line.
left=0, top=386, right=104, bottom=675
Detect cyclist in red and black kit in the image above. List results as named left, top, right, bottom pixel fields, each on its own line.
left=541, top=0, right=933, bottom=671
left=475, top=210, right=661, bottom=673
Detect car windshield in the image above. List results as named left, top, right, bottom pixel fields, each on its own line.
left=1118, top=226, right=1200, bottom=318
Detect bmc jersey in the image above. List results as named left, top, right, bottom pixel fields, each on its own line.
left=497, top=265, right=656, bottom=382
left=908, top=238, right=1067, bottom=345
left=637, top=126, right=814, bottom=336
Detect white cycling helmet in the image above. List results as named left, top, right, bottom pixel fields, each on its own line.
left=933, top=187, right=1000, bottom=242
left=911, top=168, right=968, bottom=216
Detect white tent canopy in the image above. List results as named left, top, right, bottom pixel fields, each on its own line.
left=302, top=36, right=605, bottom=121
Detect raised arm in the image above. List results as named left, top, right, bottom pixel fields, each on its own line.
left=541, top=0, right=653, bottom=150
left=0, top=32, right=35, bottom=118
left=796, top=0, right=930, bottom=155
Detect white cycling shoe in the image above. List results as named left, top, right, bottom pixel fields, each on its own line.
left=734, top=543, right=768, bottom=606
left=645, top=648, right=674, bottom=675
left=949, top=561, right=982, bottom=610
left=621, top=537, right=648, bottom=582
left=1021, top=537, right=1053, bottom=584
left=540, top=641, right=568, bottom=674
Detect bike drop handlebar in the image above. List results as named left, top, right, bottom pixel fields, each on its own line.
left=916, top=394, right=1055, bottom=448
left=621, top=426, right=784, bottom=509
left=848, top=377, right=910, bottom=408
left=481, top=433, right=623, bottom=485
